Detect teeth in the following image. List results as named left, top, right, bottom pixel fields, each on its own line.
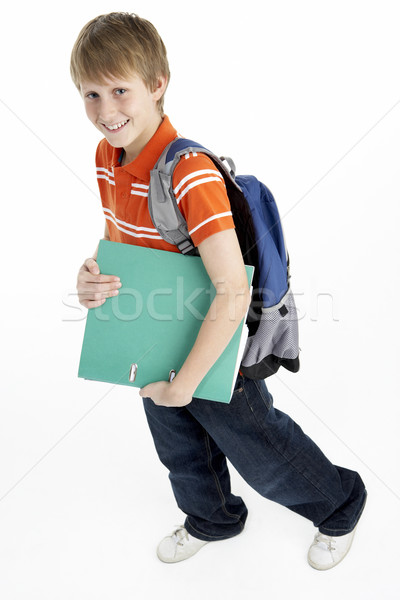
left=105, top=120, right=128, bottom=130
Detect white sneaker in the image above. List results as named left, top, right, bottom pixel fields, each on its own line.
left=157, top=526, right=208, bottom=563
left=307, top=527, right=357, bottom=570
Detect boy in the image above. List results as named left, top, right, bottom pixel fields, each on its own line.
left=71, top=12, right=367, bottom=569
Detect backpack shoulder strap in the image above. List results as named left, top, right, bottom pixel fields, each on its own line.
left=148, top=138, right=239, bottom=254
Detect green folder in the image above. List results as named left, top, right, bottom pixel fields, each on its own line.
left=78, top=240, right=254, bottom=403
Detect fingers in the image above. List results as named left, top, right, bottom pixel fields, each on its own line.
left=83, top=257, right=100, bottom=275
left=80, top=258, right=119, bottom=282
left=78, top=287, right=121, bottom=307
left=77, top=257, right=122, bottom=308
left=80, top=297, right=113, bottom=309
left=78, top=280, right=122, bottom=294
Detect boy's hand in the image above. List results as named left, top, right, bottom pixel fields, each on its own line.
left=77, top=258, right=121, bottom=308
left=139, top=380, right=193, bottom=407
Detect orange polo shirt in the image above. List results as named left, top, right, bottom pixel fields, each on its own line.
left=95, top=116, right=235, bottom=251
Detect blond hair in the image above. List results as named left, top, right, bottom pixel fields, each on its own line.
left=70, top=12, right=170, bottom=114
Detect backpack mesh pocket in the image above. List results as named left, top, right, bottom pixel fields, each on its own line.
left=240, top=288, right=299, bottom=379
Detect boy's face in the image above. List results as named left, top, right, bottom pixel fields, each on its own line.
left=80, top=72, right=167, bottom=162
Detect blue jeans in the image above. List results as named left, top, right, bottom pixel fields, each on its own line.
left=142, top=373, right=367, bottom=541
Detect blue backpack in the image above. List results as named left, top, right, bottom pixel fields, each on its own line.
left=148, top=138, right=300, bottom=379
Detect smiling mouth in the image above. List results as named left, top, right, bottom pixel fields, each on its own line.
left=102, top=119, right=129, bottom=132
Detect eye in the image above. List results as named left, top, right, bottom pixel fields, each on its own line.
left=115, top=88, right=127, bottom=95
left=86, top=92, right=99, bottom=99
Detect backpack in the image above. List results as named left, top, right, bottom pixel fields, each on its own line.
left=148, top=137, right=300, bottom=380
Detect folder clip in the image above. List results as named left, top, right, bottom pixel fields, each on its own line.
left=129, top=363, right=138, bottom=382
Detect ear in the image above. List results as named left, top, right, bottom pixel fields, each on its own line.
left=152, top=75, right=168, bottom=101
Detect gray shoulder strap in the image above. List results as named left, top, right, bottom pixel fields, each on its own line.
left=148, top=139, right=238, bottom=254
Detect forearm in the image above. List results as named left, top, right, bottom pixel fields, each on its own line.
left=171, top=286, right=251, bottom=397
left=139, top=229, right=251, bottom=407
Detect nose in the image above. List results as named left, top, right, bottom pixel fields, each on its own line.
left=99, top=97, right=118, bottom=124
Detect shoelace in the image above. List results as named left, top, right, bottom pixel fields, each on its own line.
left=314, top=533, right=337, bottom=552
left=172, top=527, right=189, bottom=546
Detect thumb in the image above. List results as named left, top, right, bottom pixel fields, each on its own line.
left=86, top=258, right=100, bottom=275
left=139, top=384, right=152, bottom=398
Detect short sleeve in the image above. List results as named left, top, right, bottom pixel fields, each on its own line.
left=172, top=152, right=235, bottom=247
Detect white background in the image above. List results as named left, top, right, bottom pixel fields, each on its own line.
left=0, top=0, right=399, bottom=598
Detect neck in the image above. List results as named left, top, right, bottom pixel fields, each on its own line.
left=122, top=114, right=163, bottom=165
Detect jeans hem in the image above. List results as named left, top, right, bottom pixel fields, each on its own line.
left=318, top=489, right=367, bottom=536
left=184, top=517, right=246, bottom=542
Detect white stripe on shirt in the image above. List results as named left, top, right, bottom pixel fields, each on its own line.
left=130, top=182, right=149, bottom=197
left=103, top=207, right=159, bottom=233
left=97, top=173, right=115, bottom=186
left=130, top=190, right=149, bottom=197
left=173, top=169, right=223, bottom=196
left=131, top=183, right=149, bottom=190
left=188, top=211, right=233, bottom=236
left=104, top=214, right=163, bottom=240
left=184, top=151, right=198, bottom=160
left=96, top=167, right=114, bottom=178
left=175, top=176, right=225, bottom=205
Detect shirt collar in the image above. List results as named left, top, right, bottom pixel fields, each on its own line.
left=110, top=115, right=178, bottom=182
